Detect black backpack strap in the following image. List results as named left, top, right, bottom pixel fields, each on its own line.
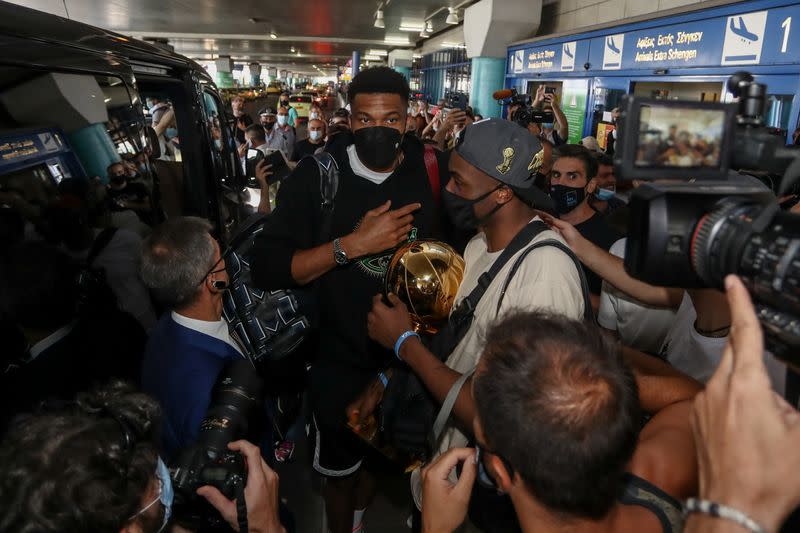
left=301, top=151, right=339, bottom=243
left=496, top=239, right=594, bottom=322
left=450, top=221, right=550, bottom=324
left=87, top=227, right=118, bottom=266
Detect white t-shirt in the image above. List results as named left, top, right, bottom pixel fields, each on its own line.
left=597, top=239, right=677, bottom=354
left=412, top=219, right=586, bottom=508
left=347, top=144, right=393, bottom=184
left=660, top=292, right=786, bottom=395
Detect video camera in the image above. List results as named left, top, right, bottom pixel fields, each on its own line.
left=493, top=87, right=555, bottom=128
left=171, top=359, right=264, bottom=529
left=615, top=72, right=800, bottom=363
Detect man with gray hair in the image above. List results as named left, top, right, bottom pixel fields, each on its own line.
left=140, top=216, right=245, bottom=459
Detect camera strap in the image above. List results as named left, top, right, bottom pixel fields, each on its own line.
left=236, top=480, right=248, bottom=533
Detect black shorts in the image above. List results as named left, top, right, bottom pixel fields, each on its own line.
left=308, top=361, right=377, bottom=477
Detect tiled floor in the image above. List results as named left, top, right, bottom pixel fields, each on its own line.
left=275, top=415, right=414, bottom=533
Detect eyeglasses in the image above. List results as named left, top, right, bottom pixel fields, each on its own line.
left=198, top=245, right=230, bottom=286
left=475, top=443, right=515, bottom=490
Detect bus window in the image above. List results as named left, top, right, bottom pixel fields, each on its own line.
left=202, top=88, right=246, bottom=236
left=0, top=68, right=154, bottom=236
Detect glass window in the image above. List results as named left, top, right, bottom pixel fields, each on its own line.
left=0, top=68, right=158, bottom=236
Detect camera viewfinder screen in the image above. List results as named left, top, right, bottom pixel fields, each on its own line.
left=636, top=105, right=725, bottom=169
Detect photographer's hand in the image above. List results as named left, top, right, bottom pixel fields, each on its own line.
left=197, top=440, right=285, bottom=533
left=421, top=447, right=477, bottom=533
left=533, top=84, right=546, bottom=108
left=686, top=276, right=800, bottom=533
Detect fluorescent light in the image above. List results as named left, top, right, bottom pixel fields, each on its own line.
left=384, top=36, right=411, bottom=45
left=443, top=42, right=466, bottom=49
left=363, top=54, right=381, bottom=60
left=269, top=32, right=277, bottom=39
left=104, top=97, right=111, bottom=103
left=399, top=24, right=424, bottom=32
left=446, top=8, right=459, bottom=25
left=290, top=46, right=296, bottom=52
left=413, top=53, right=423, bottom=59
left=426, top=20, right=433, bottom=32
left=375, top=8, right=385, bottom=28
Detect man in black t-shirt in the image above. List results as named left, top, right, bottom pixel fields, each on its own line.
left=548, top=144, right=621, bottom=303
left=290, top=117, right=326, bottom=161
left=251, top=67, right=448, bottom=533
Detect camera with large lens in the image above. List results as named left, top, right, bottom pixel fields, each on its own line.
left=171, top=359, right=264, bottom=528
left=614, top=71, right=800, bottom=364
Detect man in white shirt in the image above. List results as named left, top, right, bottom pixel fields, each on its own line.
left=140, top=216, right=248, bottom=458
left=362, top=118, right=586, bottom=509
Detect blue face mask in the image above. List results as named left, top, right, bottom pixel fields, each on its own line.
left=594, top=187, right=616, bottom=201
left=131, top=457, right=173, bottom=532
left=165, top=127, right=178, bottom=139
left=156, top=457, right=174, bottom=529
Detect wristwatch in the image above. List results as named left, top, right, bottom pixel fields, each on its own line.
left=333, top=238, right=349, bottom=266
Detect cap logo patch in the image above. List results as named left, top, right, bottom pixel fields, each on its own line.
left=496, top=147, right=515, bottom=175
left=528, top=149, right=544, bottom=173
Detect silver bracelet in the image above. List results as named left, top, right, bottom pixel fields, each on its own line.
left=684, top=498, right=767, bottom=533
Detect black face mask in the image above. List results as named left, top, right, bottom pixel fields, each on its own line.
left=550, top=184, right=586, bottom=215
left=262, top=121, right=275, bottom=131
left=110, top=175, right=127, bottom=186
left=353, top=126, right=403, bottom=170
left=442, top=184, right=504, bottom=230
left=280, top=100, right=289, bottom=107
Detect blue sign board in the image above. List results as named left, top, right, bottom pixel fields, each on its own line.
left=512, top=3, right=800, bottom=74
left=508, top=39, right=590, bottom=75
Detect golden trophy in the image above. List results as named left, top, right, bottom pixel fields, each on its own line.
left=384, top=240, right=466, bottom=334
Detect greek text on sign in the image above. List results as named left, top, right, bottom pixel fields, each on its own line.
left=634, top=30, right=704, bottom=64
left=527, top=48, right=556, bottom=70
left=721, top=10, right=768, bottom=65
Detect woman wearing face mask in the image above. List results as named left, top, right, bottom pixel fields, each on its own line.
left=291, top=118, right=327, bottom=161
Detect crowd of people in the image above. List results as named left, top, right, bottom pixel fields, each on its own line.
left=1, top=65, right=800, bottom=533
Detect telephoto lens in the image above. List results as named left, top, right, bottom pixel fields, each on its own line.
left=171, top=359, right=264, bottom=529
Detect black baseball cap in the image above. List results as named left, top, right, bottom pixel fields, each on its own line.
left=455, top=118, right=553, bottom=210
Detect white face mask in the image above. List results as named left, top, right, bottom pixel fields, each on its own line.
left=277, top=115, right=288, bottom=126
left=309, top=130, right=323, bottom=141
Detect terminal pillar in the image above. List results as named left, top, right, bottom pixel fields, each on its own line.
left=470, top=57, right=505, bottom=118
left=464, top=0, right=542, bottom=117
left=352, top=51, right=361, bottom=77
left=389, top=49, right=413, bottom=81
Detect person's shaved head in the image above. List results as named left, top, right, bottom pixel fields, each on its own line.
left=473, top=312, right=640, bottom=519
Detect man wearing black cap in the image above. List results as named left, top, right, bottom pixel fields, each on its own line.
left=366, top=117, right=586, bottom=510
left=258, top=106, right=294, bottom=158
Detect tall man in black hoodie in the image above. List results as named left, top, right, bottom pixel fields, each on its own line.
left=251, top=67, right=448, bottom=533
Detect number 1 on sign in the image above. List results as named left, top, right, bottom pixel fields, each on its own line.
left=781, top=17, right=792, bottom=53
